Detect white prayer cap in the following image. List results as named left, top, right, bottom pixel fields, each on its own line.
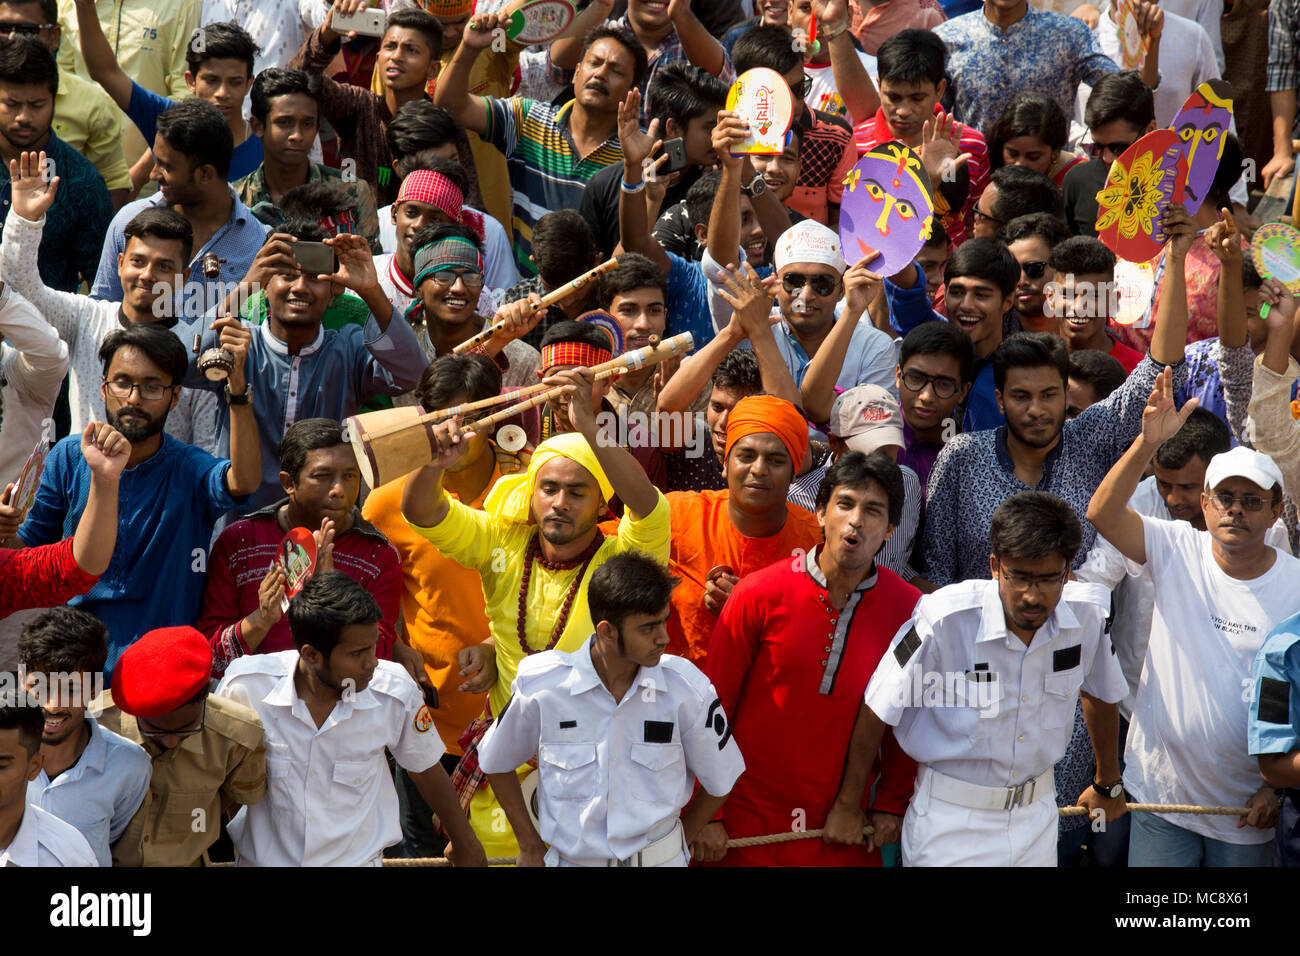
left=773, top=220, right=846, bottom=274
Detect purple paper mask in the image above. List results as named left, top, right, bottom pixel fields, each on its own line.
left=1171, top=79, right=1233, bottom=215
left=838, top=141, right=935, bottom=277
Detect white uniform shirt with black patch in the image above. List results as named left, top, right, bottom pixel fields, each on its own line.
left=864, top=579, right=1127, bottom=788
left=478, top=640, right=746, bottom=863
left=216, top=651, right=444, bottom=867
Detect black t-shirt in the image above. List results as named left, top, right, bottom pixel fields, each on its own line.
left=578, top=162, right=702, bottom=258
left=1061, top=158, right=1109, bottom=238
left=653, top=198, right=808, bottom=264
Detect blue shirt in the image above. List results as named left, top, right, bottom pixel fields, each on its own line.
left=1250, top=615, right=1300, bottom=757
left=186, top=311, right=427, bottom=513
left=127, top=81, right=264, bottom=182
left=665, top=251, right=727, bottom=354
left=18, top=434, right=242, bottom=671
left=26, top=716, right=151, bottom=866
left=934, top=5, right=1119, bottom=135
left=884, top=264, right=1004, bottom=431
left=0, top=132, right=112, bottom=291
left=922, top=355, right=1178, bottom=586
left=90, top=187, right=269, bottom=309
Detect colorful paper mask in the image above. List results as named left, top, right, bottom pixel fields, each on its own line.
left=504, top=0, right=575, bottom=44
left=1171, top=79, right=1234, bottom=215
left=1116, top=0, right=1149, bottom=69
left=837, top=141, right=934, bottom=277
left=726, top=68, right=795, bottom=155
left=1251, top=222, right=1300, bottom=295
left=1095, top=129, right=1188, bottom=264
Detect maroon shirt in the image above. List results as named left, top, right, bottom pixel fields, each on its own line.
left=196, top=501, right=403, bottom=677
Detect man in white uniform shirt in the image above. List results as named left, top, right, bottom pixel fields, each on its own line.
left=826, top=490, right=1129, bottom=866
left=1088, top=369, right=1291, bottom=866
left=0, top=687, right=98, bottom=867
left=216, top=571, right=486, bottom=867
left=478, top=553, right=745, bottom=867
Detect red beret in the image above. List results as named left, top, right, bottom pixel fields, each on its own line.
left=111, top=627, right=213, bottom=718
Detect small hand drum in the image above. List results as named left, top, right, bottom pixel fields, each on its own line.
left=193, top=333, right=233, bottom=382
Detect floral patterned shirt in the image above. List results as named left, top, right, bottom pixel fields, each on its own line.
left=1176, top=336, right=1256, bottom=444
left=934, top=5, right=1119, bottom=136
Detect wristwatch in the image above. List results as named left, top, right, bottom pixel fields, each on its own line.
left=741, top=173, right=768, bottom=198
left=1092, top=779, right=1124, bottom=800
left=224, top=382, right=252, bottom=406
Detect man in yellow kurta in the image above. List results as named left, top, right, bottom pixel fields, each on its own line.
left=402, top=365, right=670, bottom=861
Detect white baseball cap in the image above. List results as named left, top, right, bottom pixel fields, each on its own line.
left=1203, top=446, right=1286, bottom=496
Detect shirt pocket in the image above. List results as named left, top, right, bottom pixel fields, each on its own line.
left=331, top=759, right=372, bottom=792
left=159, top=789, right=213, bottom=838
left=1042, top=672, right=1083, bottom=730
left=965, top=678, right=1004, bottom=758
left=539, top=742, right=599, bottom=801
left=265, top=746, right=294, bottom=785
left=628, top=742, right=686, bottom=812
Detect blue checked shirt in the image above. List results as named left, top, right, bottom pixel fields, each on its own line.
left=609, top=15, right=735, bottom=124
left=89, top=187, right=269, bottom=312
left=935, top=5, right=1120, bottom=136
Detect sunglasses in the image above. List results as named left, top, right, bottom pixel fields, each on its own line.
left=791, top=76, right=812, bottom=98
left=0, top=22, right=54, bottom=37
left=1207, top=493, right=1271, bottom=513
left=1083, top=140, right=1135, bottom=160
left=782, top=272, right=839, bottom=297
left=1020, top=260, right=1050, bottom=280
left=972, top=206, right=1003, bottom=227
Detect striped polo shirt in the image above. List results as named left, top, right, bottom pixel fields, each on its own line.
left=483, top=96, right=623, bottom=276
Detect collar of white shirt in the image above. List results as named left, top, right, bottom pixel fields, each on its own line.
left=0, top=805, right=40, bottom=866
left=261, top=663, right=382, bottom=724
left=976, top=580, right=1078, bottom=647
left=562, top=638, right=667, bottom=699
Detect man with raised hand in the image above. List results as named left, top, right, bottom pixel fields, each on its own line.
left=1088, top=370, right=1295, bottom=866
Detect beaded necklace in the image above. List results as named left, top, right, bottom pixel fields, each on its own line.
left=516, top=531, right=605, bottom=655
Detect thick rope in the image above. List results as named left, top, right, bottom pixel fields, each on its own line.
left=207, top=802, right=1248, bottom=867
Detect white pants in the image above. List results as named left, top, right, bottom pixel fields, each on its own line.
left=902, top=765, right=1058, bottom=866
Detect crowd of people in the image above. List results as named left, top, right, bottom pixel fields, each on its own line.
left=0, top=0, right=1299, bottom=869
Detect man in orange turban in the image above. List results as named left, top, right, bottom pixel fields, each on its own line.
left=662, top=395, right=823, bottom=665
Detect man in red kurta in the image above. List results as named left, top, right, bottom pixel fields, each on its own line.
left=664, top=396, right=822, bottom=666
left=696, top=450, right=921, bottom=866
